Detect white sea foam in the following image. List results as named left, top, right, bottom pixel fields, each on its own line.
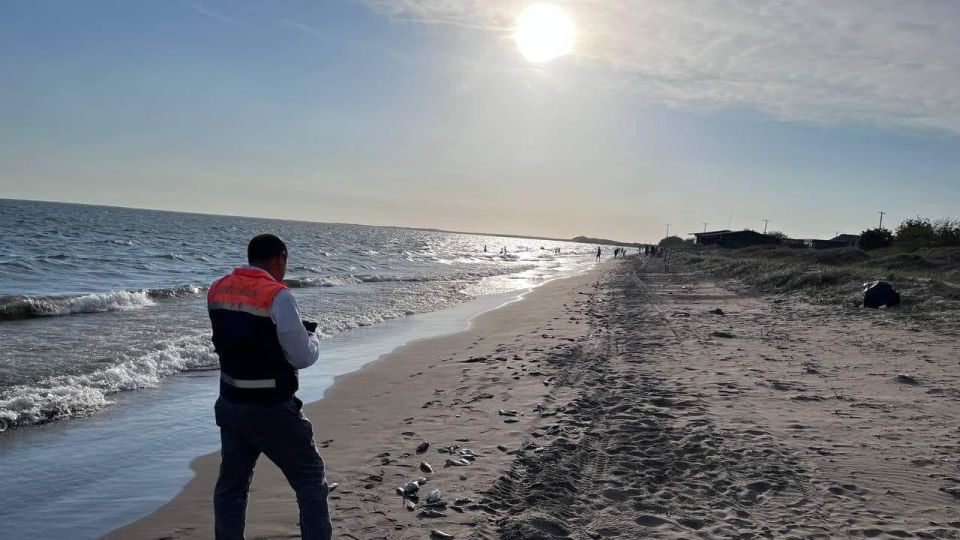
left=0, top=337, right=216, bottom=432
left=0, top=286, right=210, bottom=320
left=0, top=291, right=154, bottom=319
left=29, top=290, right=155, bottom=316
left=284, top=275, right=363, bottom=288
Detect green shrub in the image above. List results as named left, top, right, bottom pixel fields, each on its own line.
left=933, top=219, right=960, bottom=247
left=659, top=236, right=686, bottom=247
left=858, top=228, right=893, bottom=250
left=895, top=217, right=936, bottom=248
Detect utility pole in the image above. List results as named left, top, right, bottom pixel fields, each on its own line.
left=762, top=219, right=770, bottom=235
left=665, top=223, right=670, bottom=238
left=878, top=211, right=886, bottom=229
left=702, top=222, right=709, bottom=233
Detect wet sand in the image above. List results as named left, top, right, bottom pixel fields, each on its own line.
left=108, top=257, right=960, bottom=539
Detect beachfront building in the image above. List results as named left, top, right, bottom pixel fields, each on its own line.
left=830, top=234, right=861, bottom=246
left=691, top=230, right=783, bottom=249
left=806, top=238, right=850, bottom=249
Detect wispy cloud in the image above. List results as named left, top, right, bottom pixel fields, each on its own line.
left=363, top=0, right=960, bottom=135
left=181, top=1, right=233, bottom=24
left=278, top=18, right=409, bottom=63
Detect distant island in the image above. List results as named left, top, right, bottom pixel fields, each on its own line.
left=570, top=236, right=643, bottom=247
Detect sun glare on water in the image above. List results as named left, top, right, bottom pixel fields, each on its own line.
left=514, top=3, right=575, bottom=63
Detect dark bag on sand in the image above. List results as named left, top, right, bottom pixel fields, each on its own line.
left=863, top=281, right=901, bottom=309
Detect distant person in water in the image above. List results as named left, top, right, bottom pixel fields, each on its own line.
left=596, top=247, right=602, bottom=261
left=483, top=245, right=487, bottom=253
left=208, top=234, right=332, bottom=540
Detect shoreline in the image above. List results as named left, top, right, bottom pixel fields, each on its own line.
left=0, top=268, right=587, bottom=539
left=105, top=265, right=604, bottom=538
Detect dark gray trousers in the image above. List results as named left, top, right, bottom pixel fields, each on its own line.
left=213, top=396, right=332, bottom=540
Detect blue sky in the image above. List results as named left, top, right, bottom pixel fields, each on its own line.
left=2, top=0, right=958, bottom=242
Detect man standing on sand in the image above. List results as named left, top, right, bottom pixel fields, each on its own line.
left=596, top=246, right=602, bottom=261
left=207, top=234, right=332, bottom=540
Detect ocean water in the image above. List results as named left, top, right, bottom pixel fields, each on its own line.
left=0, top=198, right=601, bottom=432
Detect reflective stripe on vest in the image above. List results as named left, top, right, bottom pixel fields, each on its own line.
left=221, top=372, right=277, bottom=389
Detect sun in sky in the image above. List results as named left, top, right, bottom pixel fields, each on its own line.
left=514, top=3, right=576, bottom=63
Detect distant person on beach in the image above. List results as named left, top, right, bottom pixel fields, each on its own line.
left=207, top=234, right=332, bottom=540
left=596, top=247, right=602, bottom=261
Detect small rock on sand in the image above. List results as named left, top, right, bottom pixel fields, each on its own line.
left=942, top=486, right=960, bottom=499
left=896, top=373, right=920, bottom=385
left=416, top=441, right=430, bottom=454
left=426, top=488, right=443, bottom=505
left=418, top=508, right=446, bottom=518
left=397, top=481, right=419, bottom=496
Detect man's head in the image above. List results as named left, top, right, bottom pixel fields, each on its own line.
left=247, top=234, right=288, bottom=281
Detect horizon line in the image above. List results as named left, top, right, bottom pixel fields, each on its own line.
left=0, top=196, right=645, bottom=246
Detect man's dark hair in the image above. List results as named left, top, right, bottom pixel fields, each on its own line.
left=247, top=234, right=287, bottom=264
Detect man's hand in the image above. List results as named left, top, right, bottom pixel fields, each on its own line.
left=302, top=320, right=318, bottom=333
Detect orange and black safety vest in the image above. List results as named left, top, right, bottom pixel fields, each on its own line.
left=207, top=267, right=298, bottom=404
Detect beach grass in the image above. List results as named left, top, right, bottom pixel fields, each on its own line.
left=669, top=245, right=960, bottom=324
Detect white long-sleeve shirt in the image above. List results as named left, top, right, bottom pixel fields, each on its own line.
left=254, top=274, right=320, bottom=369
left=270, top=288, right=320, bottom=369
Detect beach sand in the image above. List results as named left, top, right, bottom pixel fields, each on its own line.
left=107, top=257, right=960, bottom=539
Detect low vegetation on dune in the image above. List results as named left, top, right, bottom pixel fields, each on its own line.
left=667, top=245, right=960, bottom=325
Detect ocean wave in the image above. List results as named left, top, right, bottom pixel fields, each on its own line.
left=0, top=290, right=156, bottom=321
left=0, top=337, right=217, bottom=432
left=284, top=275, right=362, bottom=288
left=0, top=263, right=540, bottom=322
left=146, top=284, right=205, bottom=299
left=283, top=265, right=537, bottom=289
left=355, top=265, right=537, bottom=284
left=157, top=253, right=188, bottom=261
left=0, top=285, right=205, bottom=321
